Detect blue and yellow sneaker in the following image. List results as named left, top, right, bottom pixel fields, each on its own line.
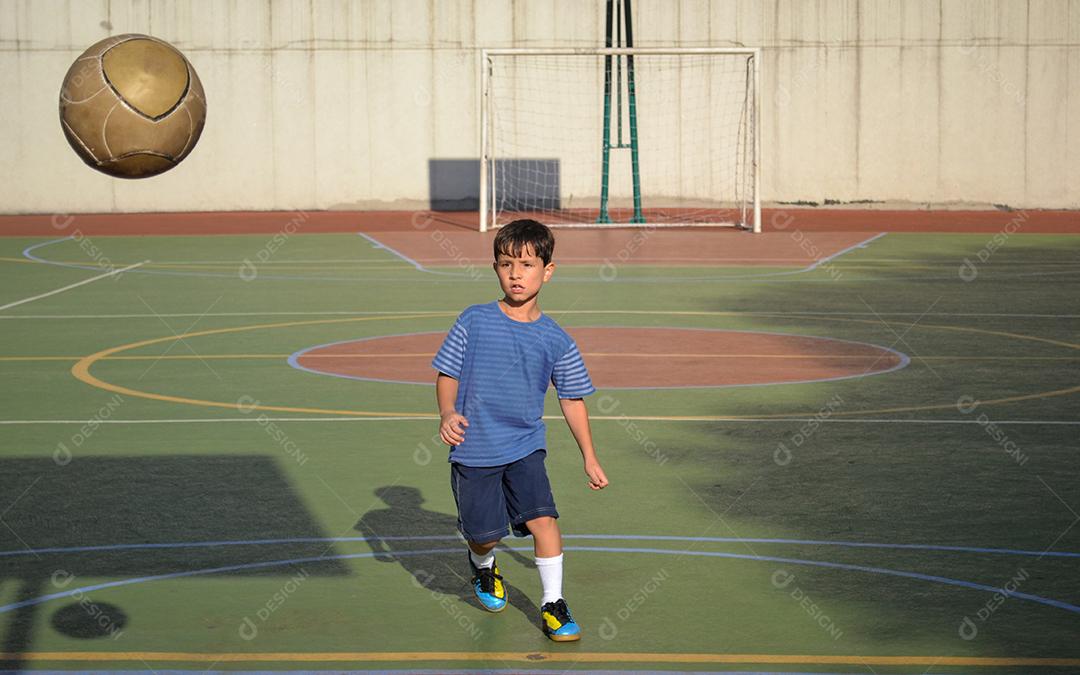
left=540, top=598, right=581, bottom=641
left=468, top=554, right=507, bottom=612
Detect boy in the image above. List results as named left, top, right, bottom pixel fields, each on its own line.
left=431, top=219, right=609, bottom=641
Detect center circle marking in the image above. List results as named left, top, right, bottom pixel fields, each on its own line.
left=287, top=327, right=909, bottom=389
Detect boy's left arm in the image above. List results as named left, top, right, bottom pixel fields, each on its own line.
left=558, top=397, right=609, bottom=490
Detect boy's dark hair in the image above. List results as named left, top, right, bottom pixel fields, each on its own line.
left=493, top=219, right=554, bottom=265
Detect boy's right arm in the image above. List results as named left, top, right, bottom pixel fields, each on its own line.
left=436, top=372, right=469, bottom=446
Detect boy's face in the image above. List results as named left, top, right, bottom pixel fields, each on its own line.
left=493, top=244, right=555, bottom=302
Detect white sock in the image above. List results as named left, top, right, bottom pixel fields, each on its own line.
left=535, top=553, right=564, bottom=605
left=469, top=548, right=495, bottom=570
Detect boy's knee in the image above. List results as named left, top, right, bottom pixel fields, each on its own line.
left=469, top=539, right=500, bottom=552
left=525, top=516, right=558, bottom=532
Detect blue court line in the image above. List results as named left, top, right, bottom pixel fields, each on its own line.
left=812, top=232, right=888, bottom=269
left=744, top=232, right=887, bottom=280
left=21, top=239, right=84, bottom=269
left=285, top=326, right=911, bottom=391
left=355, top=232, right=461, bottom=276
left=3, top=533, right=1077, bottom=560
left=353, top=231, right=889, bottom=282
left=286, top=330, right=438, bottom=385
left=2, top=545, right=1077, bottom=616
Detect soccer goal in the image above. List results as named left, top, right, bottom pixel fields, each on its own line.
left=479, top=48, right=761, bottom=233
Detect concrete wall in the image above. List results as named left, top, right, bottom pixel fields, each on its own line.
left=1, top=0, right=1077, bottom=213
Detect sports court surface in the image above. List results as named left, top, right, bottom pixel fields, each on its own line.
left=0, top=211, right=1078, bottom=673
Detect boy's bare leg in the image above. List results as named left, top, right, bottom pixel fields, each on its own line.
left=527, top=515, right=571, bottom=623
left=466, top=537, right=506, bottom=612
left=526, top=516, right=562, bottom=557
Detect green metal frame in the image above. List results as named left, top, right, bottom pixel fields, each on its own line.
left=598, top=0, right=644, bottom=224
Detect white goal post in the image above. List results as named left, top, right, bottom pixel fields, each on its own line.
left=479, top=48, right=761, bottom=233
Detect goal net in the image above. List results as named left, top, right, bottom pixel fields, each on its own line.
left=480, top=48, right=760, bottom=232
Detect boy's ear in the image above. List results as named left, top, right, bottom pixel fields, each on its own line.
left=544, top=262, right=555, bottom=278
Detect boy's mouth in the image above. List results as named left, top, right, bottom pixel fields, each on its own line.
left=510, top=284, right=525, bottom=292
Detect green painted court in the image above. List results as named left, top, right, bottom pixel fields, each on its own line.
left=1, top=225, right=1078, bottom=673
left=5, top=0, right=1080, bottom=671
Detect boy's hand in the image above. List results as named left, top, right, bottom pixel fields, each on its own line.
left=584, top=459, right=609, bottom=490
left=439, top=411, right=469, bottom=446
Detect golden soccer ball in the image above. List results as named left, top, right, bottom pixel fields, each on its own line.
left=59, top=34, right=207, bottom=179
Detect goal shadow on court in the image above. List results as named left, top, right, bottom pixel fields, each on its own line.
left=428, top=158, right=560, bottom=212
left=0, top=454, right=349, bottom=669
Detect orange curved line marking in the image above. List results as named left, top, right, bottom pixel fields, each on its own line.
left=69, top=310, right=1080, bottom=420
left=70, top=313, right=449, bottom=417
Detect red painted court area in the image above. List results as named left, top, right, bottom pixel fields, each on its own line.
left=368, top=227, right=877, bottom=267
left=0, top=207, right=1075, bottom=237
left=293, top=327, right=906, bottom=388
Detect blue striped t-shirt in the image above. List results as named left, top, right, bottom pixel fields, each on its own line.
left=431, top=300, right=595, bottom=467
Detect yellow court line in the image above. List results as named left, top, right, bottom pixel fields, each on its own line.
left=2, top=651, right=1078, bottom=667
left=70, top=314, right=450, bottom=418
left=0, top=256, right=45, bottom=265
left=145, top=263, right=410, bottom=271
left=69, top=311, right=1080, bottom=420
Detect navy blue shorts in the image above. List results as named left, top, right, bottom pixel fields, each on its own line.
left=450, top=449, right=559, bottom=543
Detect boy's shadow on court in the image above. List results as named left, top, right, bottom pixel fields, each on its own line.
left=353, top=486, right=540, bottom=623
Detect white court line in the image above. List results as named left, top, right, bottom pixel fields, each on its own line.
left=0, top=261, right=147, bottom=312
left=2, top=310, right=1080, bottom=320
left=25, top=232, right=1080, bottom=284
left=807, top=232, right=888, bottom=270
left=1, top=416, right=1077, bottom=425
